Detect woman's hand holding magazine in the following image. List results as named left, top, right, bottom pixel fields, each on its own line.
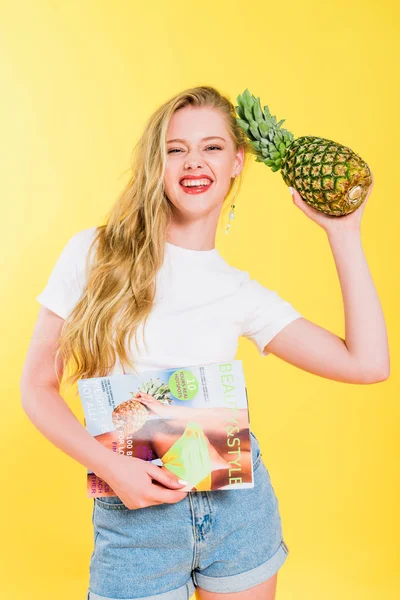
left=99, top=452, right=189, bottom=509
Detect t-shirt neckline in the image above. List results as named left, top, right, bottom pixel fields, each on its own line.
left=165, top=240, right=218, bottom=256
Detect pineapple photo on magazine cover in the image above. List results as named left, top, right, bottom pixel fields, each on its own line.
left=94, top=383, right=254, bottom=493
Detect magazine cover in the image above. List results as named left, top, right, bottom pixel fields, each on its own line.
left=78, top=360, right=255, bottom=497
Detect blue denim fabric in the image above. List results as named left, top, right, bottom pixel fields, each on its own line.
left=87, top=431, right=289, bottom=599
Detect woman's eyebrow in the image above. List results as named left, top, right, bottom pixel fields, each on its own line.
left=166, top=136, right=226, bottom=144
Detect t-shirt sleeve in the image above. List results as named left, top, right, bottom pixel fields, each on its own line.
left=239, top=272, right=303, bottom=356
left=36, top=227, right=98, bottom=320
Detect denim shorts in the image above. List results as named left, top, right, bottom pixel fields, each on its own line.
left=86, top=431, right=289, bottom=599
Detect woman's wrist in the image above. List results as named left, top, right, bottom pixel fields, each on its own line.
left=93, top=441, right=122, bottom=481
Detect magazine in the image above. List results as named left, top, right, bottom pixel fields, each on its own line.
left=78, top=360, right=255, bottom=497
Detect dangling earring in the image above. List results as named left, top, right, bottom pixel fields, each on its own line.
left=225, top=176, right=238, bottom=234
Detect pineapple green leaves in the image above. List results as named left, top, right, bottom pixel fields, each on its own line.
left=235, top=89, right=294, bottom=172
left=136, top=377, right=172, bottom=405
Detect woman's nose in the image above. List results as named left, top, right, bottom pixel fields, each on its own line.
left=184, top=152, right=203, bottom=168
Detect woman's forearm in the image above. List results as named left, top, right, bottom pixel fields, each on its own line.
left=21, top=384, right=118, bottom=481
left=327, top=229, right=390, bottom=377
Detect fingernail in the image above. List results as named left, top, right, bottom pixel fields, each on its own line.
left=289, top=186, right=294, bottom=195
left=178, top=479, right=189, bottom=485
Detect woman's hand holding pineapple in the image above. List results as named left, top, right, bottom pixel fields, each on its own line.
left=134, top=391, right=183, bottom=419
left=291, top=172, right=374, bottom=235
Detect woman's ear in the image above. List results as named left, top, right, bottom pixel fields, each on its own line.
left=233, top=145, right=245, bottom=177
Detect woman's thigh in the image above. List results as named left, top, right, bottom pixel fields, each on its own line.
left=197, top=572, right=278, bottom=600
left=190, top=432, right=289, bottom=596
left=87, top=491, right=196, bottom=600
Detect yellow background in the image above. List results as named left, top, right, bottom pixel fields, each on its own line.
left=2, top=0, right=399, bottom=598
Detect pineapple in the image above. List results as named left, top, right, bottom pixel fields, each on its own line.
left=112, top=397, right=149, bottom=435
left=112, top=377, right=173, bottom=435
left=235, top=89, right=372, bottom=216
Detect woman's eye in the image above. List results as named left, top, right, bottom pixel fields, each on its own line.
left=167, top=145, right=222, bottom=154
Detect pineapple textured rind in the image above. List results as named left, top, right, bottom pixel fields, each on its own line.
left=235, top=89, right=372, bottom=216
left=112, top=399, right=149, bottom=434
left=281, top=136, right=372, bottom=216
left=111, top=377, right=173, bottom=435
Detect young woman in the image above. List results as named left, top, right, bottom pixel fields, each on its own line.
left=21, top=86, right=389, bottom=600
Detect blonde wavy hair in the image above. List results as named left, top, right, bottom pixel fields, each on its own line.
left=56, top=85, right=253, bottom=394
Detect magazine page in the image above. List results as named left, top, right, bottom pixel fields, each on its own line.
left=78, top=360, right=254, bottom=497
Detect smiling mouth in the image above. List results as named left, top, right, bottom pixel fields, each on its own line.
left=179, top=178, right=213, bottom=185
left=179, top=180, right=213, bottom=194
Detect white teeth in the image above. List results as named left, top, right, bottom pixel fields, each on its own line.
left=180, top=178, right=212, bottom=187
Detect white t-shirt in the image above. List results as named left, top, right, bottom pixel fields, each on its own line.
left=36, top=227, right=302, bottom=374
